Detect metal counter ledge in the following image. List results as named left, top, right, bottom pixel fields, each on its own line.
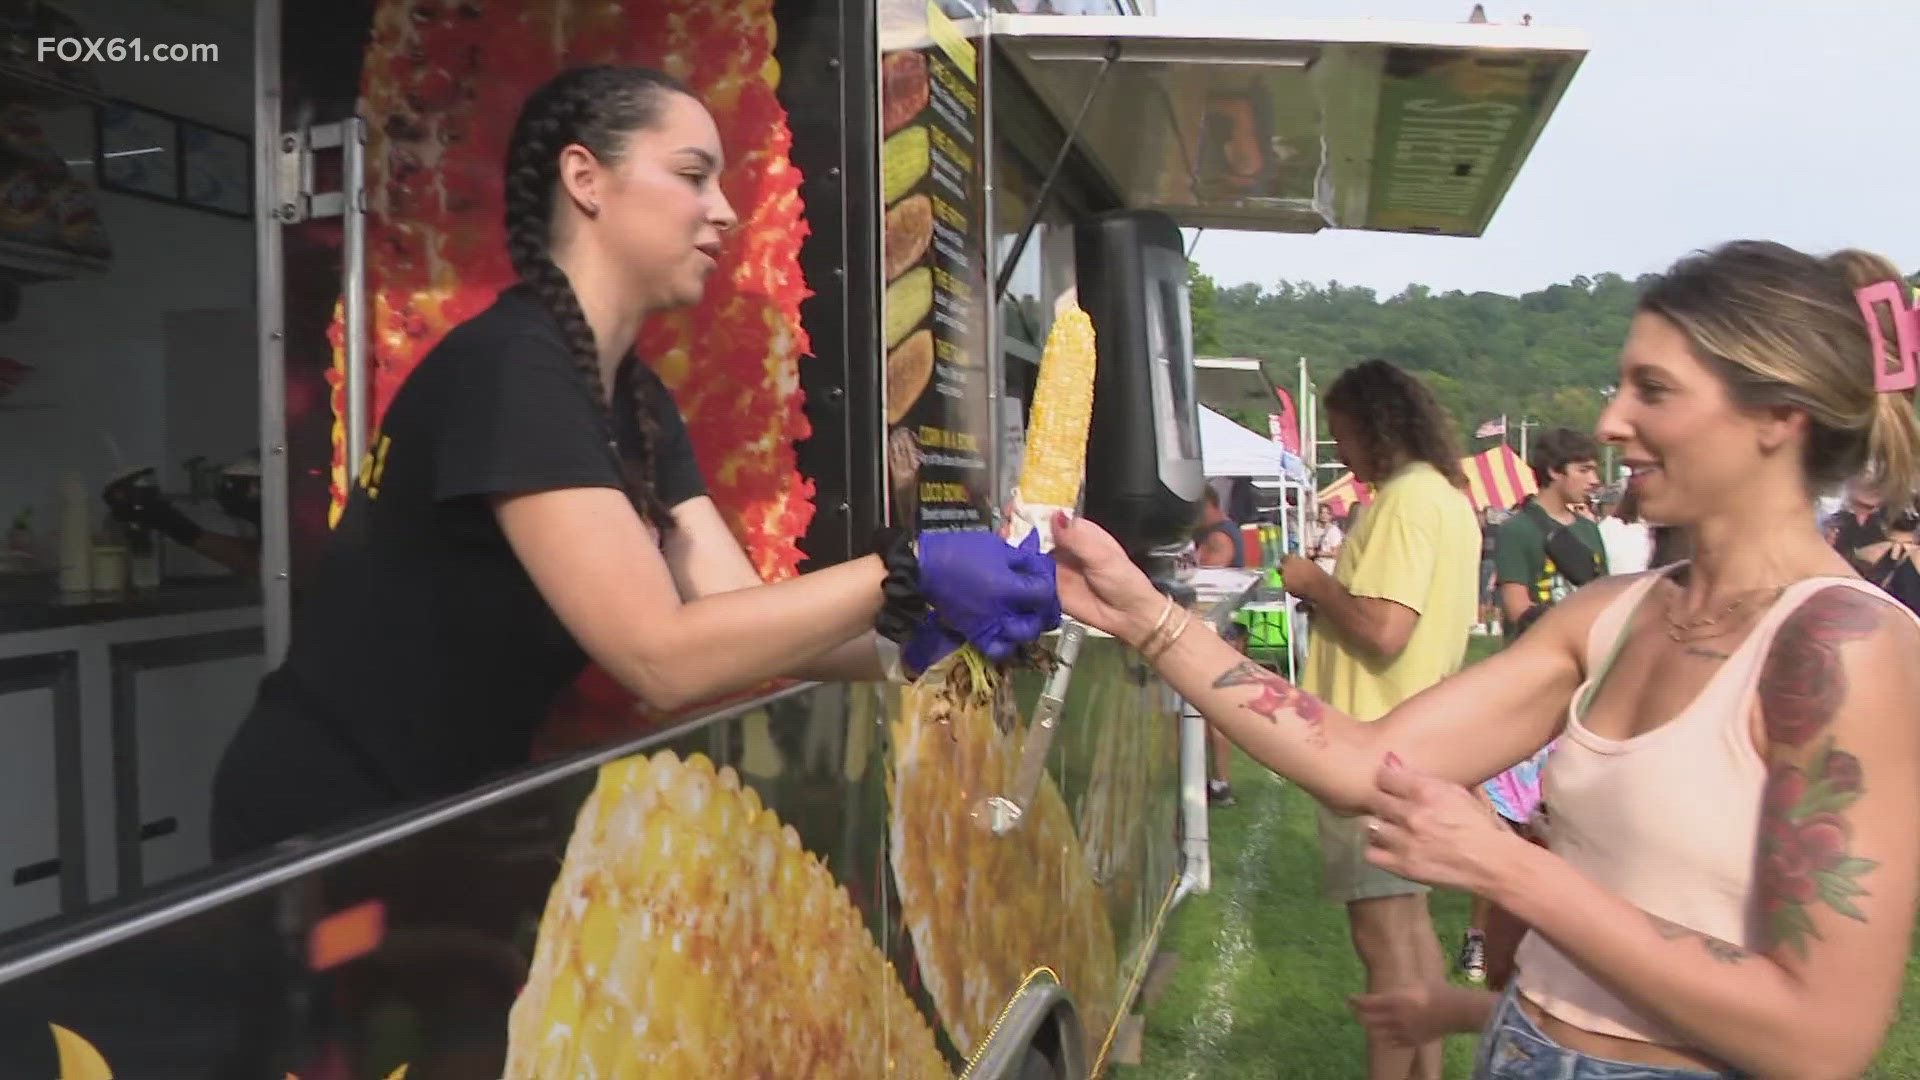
left=0, top=577, right=261, bottom=637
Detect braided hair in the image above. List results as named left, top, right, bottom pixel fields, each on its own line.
left=503, top=65, right=692, bottom=533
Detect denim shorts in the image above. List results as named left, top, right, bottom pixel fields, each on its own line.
left=1473, top=985, right=1749, bottom=1079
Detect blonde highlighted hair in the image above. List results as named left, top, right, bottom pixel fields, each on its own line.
left=1636, top=240, right=1920, bottom=499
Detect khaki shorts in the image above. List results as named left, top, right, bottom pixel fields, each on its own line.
left=1317, top=804, right=1430, bottom=904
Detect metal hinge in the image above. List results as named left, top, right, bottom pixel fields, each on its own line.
left=273, top=117, right=365, bottom=224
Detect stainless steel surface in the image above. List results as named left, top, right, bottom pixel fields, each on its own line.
left=1193, top=355, right=1283, bottom=417
left=256, top=0, right=289, bottom=665
left=1174, top=568, right=1259, bottom=901
left=992, top=13, right=1588, bottom=236
left=978, top=619, right=1088, bottom=835
left=340, top=116, right=369, bottom=479
left=990, top=41, right=1114, bottom=304
left=1178, top=696, right=1210, bottom=895
left=981, top=11, right=1003, bottom=525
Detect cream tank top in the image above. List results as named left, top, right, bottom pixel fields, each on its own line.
left=1514, top=570, right=1914, bottom=1045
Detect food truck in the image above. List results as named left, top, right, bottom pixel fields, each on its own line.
left=0, top=0, right=1584, bottom=1074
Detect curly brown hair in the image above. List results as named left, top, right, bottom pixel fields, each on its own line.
left=1322, top=359, right=1467, bottom=488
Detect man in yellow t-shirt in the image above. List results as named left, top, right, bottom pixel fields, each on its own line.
left=1281, top=360, right=1479, bottom=1080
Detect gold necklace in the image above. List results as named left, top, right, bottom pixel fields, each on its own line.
left=1663, top=584, right=1787, bottom=642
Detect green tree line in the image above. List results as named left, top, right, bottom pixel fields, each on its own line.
left=1189, top=264, right=1920, bottom=451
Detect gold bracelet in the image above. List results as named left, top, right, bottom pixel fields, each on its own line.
left=1136, top=595, right=1175, bottom=653
left=1151, top=610, right=1192, bottom=661
left=1146, top=608, right=1193, bottom=663
left=1128, top=591, right=1175, bottom=653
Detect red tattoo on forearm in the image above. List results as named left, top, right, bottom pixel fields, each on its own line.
left=1212, top=661, right=1328, bottom=747
left=1756, top=587, right=1885, bottom=957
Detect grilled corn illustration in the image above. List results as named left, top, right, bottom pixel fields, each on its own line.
left=883, top=125, right=930, bottom=206
left=504, top=750, right=948, bottom=1078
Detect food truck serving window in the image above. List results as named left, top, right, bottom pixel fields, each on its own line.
left=995, top=145, right=1082, bottom=359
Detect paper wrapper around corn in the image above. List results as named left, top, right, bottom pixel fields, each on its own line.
left=1006, top=306, right=1097, bottom=553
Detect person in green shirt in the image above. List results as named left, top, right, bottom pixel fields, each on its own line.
left=1494, top=428, right=1609, bottom=638
left=1455, top=429, right=1609, bottom=984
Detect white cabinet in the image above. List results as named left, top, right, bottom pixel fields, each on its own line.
left=0, top=605, right=263, bottom=939
left=0, top=655, right=77, bottom=936
left=117, top=637, right=262, bottom=888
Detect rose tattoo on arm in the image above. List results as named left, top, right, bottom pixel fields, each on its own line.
left=1211, top=661, right=1329, bottom=748
left=1756, top=587, right=1886, bottom=958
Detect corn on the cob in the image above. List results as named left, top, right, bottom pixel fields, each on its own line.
left=1018, top=306, right=1098, bottom=508
left=505, top=750, right=948, bottom=1079
left=885, top=266, right=933, bottom=350
left=882, top=124, right=929, bottom=206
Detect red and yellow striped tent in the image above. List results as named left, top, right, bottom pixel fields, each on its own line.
left=1318, top=444, right=1537, bottom=519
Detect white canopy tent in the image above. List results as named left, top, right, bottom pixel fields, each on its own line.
left=1197, top=405, right=1307, bottom=681
left=1199, top=405, right=1307, bottom=482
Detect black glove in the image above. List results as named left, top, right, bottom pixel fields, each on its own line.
left=103, top=480, right=203, bottom=548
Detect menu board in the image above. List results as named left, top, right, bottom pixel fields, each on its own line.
left=880, top=1, right=991, bottom=532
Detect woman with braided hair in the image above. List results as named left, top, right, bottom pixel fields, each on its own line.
left=209, top=66, right=1057, bottom=858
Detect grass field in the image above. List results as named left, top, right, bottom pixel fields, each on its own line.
left=1117, top=637, right=1920, bottom=1079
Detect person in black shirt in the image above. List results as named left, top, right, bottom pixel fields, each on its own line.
left=1823, top=476, right=1889, bottom=576
left=1193, top=485, right=1244, bottom=568
left=210, top=67, right=1057, bottom=858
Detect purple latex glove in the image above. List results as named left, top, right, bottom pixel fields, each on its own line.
left=916, top=530, right=1062, bottom=663
left=900, top=612, right=969, bottom=678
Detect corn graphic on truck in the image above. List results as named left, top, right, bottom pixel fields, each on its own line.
left=0, top=2, right=1587, bottom=1077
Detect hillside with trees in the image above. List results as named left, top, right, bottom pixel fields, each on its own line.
left=1189, top=265, right=1920, bottom=449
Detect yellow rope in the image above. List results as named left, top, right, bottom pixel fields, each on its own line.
left=960, top=966, right=1064, bottom=1078
left=1090, top=873, right=1186, bottom=1076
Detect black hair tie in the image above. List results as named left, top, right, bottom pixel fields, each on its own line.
left=870, top=526, right=926, bottom=644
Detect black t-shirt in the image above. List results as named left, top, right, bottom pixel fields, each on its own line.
left=1870, top=550, right=1920, bottom=616
left=1828, top=508, right=1888, bottom=575
left=245, top=289, right=705, bottom=811
left=1192, top=518, right=1244, bottom=567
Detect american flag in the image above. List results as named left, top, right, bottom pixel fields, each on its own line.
left=1475, top=415, right=1507, bottom=439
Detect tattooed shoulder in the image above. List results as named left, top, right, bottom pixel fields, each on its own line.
left=1755, top=586, right=1893, bottom=958
left=1758, top=586, right=1886, bottom=750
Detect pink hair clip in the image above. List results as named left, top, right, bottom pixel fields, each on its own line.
left=1856, top=280, right=1920, bottom=393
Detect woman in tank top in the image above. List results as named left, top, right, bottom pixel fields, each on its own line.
left=1046, top=241, right=1920, bottom=1079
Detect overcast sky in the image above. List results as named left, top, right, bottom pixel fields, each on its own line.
left=1175, top=0, right=1920, bottom=298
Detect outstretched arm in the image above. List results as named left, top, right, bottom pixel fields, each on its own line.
left=501, top=488, right=888, bottom=711
left=1367, top=585, right=1920, bottom=1078
left=659, top=495, right=885, bottom=682
left=1051, top=512, right=1609, bottom=812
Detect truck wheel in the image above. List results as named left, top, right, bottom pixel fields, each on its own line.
left=1016, top=1044, right=1060, bottom=1080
